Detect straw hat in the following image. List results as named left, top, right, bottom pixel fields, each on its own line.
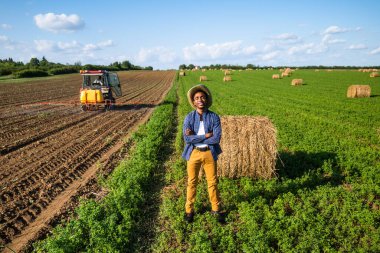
left=187, top=84, right=213, bottom=109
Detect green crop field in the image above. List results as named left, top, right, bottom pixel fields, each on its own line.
left=154, top=69, right=380, bottom=252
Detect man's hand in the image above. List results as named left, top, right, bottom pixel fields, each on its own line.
left=185, top=128, right=194, bottom=136
left=205, top=132, right=213, bottom=138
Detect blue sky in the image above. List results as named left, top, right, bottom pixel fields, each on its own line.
left=0, top=0, right=379, bottom=69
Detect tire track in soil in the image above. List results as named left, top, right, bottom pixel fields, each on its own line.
left=0, top=71, right=175, bottom=253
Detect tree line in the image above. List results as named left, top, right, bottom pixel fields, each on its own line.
left=0, top=57, right=153, bottom=78
left=178, top=63, right=380, bottom=70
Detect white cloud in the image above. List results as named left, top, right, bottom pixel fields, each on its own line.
left=0, top=35, right=16, bottom=50
left=33, top=39, right=112, bottom=55
left=183, top=41, right=257, bottom=61
left=1, top=24, right=12, bottom=29
left=34, top=13, right=84, bottom=32
left=370, top=47, right=380, bottom=55
left=272, top=33, right=299, bottom=41
left=322, top=25, right=349, bottom=35
left=242, top=45, right=257, bottom=55
left=347, top=44, right=367, bottom=50
left=288, top=43, right=314, bottom=55
left=136, top=47, right=176, bottom=63
left=57, top=40, right=81, bottom=50
left=322, top=34, right=345, bottom=45
left=0, top=35, right=9, bottom=42
left=261, top=51, right=280, bottom=61
left=83, top=40, right=114, bottom=51
left=34, top=40, right=58, bottom=52
left=263, top=43, right=276, bottom=53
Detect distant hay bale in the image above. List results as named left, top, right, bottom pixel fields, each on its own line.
left=224, top=70, right=232, bottom=75
left=291, top=79, right=303, bottom=86
left=370, top=72, right=379, bottom=77
left=179, top=71, right=186, bottom=76
left=347, top=85, right=371, bottom=98
left=217, top=116, right=278, bottom=179
left=199, top=75, right=207, bottom=82
left=202, top=69, right=206, bottom=72
left=281, top=72, right=289, bottom=77
left=272, top=74, right=280, bottom=79
left=223, top=76, right=232, bottom=82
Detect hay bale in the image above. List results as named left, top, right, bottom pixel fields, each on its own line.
left=224, top=70, right=231, bottom=75
left=347, top=85, right=371, bottom=98
left=291, top=79, right=303, bottom=86
left=281, top=72, right=289, bottom=77
left=217, top=116, right=278, bottom=179
left=223, top=76, right=232, bottom=82
left=179, top=71, right=186, bottom=76
left=199, top=75, right=207, bottom=82
left=272, top=74, right=280, bottom=79
left=370, top=72, right=379, bottom=77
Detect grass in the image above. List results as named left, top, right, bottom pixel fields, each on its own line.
left=152, top=69, right=380, bottom=252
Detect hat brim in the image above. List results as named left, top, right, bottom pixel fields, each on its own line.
left=187, top=84, right=212, bottom=109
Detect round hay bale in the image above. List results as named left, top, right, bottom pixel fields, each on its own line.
left=179, top=71, right=186, bottom=76
left=224, top=70, right=232, bottom=75
left=217, top=116, right=278, bottom=179
left=347, top=85, right=371, bottom=98
left=281, top=72, right=289, bottom=77
left=199, top=75, right=207, bottom=82
left=272, top=74, right=280, bottom=79
left=223, top=76, right=232, bottom=82
left=370, top=72, right=379, bottom=78
left=291, top=79, right=303, bottom=86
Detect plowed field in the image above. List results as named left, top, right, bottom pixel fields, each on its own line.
left=0, top=70, right=175, bottom=252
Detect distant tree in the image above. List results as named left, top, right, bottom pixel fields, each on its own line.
left=121, top=60, right=132, bottom=70
left=110, top=61, right=122, bottom=69
left=40, top=56, right=49, bottom=67
left=29, top=57, right=40, bottom=68
left=74, top=61, right=82, bottom=66
left=179, top=64, right=187, bottom=70
left=145, top=66, right=153, bottom=70
left=188, top=64, right=195, bottom=70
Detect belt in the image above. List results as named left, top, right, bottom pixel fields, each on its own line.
left=194, top=146, right=210, bottom=152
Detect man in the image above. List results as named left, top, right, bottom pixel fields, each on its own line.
left=182, top=84, right=223, bottom=223
left=93, top=76, right=103, bottom=85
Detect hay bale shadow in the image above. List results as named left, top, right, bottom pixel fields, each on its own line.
left=277, top=150, right=340, bottom=180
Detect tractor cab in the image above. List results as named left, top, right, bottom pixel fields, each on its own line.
left=79, top=70, right=122, bottom=110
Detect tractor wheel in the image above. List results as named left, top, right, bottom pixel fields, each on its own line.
left=81, top=104, right=87, bottom=111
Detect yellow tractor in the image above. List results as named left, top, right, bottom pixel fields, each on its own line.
left=79, top=70, right=122, bottom=111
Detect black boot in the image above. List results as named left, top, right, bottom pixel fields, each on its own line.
left=211, top=210, right=226, bottom=224
left=184, top=212, right=194, bottom=223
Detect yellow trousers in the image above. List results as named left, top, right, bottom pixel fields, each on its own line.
left=185, top=149, right=221, bottom=213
